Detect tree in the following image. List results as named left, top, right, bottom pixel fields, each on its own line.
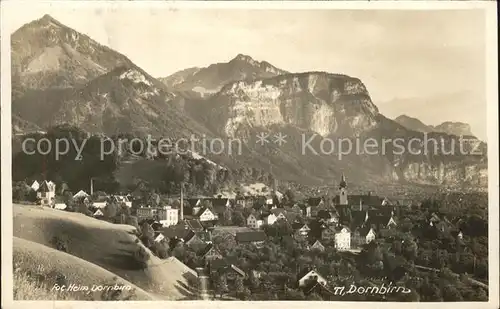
left=151, top=241, right=169, bottom=259
left=133, top=246, right=150, bottom=269
left=235, top=276, right=250, bottom=299
left=213, top=273, right=228, bottom=299
left=140, top=222, right=155, bottom=247
left=284, top=189, right=295, bottom=204
left=222, top=208, right=233, bottom=226
left=442, top=285, right=463, bottom=301
left=232, top=211, right=246, bottom=227
left=104, top=202, right=118, bottom=218
left=126, top=216, right=140, bottom=230
left=76, top=200, right=92, bottom=216
left=12, top=182, right=37, bottom=202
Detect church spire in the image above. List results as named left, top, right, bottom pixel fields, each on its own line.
left=339, top=172, right=347, bottom=189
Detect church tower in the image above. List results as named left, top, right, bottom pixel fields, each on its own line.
left=338, top=173, right=348, bottom=205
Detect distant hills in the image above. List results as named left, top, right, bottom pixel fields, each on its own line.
left=394, top=115, right=475, bottom=138
left=11, top=14, right=488, bottom=191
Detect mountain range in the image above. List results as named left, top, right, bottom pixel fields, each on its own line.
left=11, top=15, right=488, bottom=192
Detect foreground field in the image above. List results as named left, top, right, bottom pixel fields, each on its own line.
left=13, top=204, right=198, bottom=300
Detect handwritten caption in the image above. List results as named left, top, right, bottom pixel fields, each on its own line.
left=332, top=283, right=411, bottom=296
left=51, top=283, right=132, bottom=292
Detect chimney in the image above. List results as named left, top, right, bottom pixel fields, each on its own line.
left=90, top=178, right=94, bottom=196
left=180, top=183, right=184, bottom=221
left=195, top=267, right=210, bottom=300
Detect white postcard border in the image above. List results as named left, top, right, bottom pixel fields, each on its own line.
left=1, top=1, right=498, bottom=309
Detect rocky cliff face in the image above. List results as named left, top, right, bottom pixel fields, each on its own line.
left=396, top=161, right=488, bottom=188
left=209, top=72, right=379, bottom=137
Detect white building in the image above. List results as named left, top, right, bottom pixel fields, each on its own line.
left=334, top=226, right=351, bottom=251
left=53, top=203, right=67, bottom=210
left=36, top=181, right=56, bottom=206
left=73, top=190, right=89, bottom=200
left=159, top=206, right=179, bottom=227
left=247, top=213, right=263, bottom=229
left=113, top=195, right=132, bottom=207
left=262, top=213, right=277, bottom=225
left=365, top=228, right=375, bottom=244
left=30, top=180, right=40, bottom=192
left=198, top=208, right=217, bottom=222
left=298, top=270, right=328, bottom=287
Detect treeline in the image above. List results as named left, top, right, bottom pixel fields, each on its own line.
left=12, top=125, right=276, bottom=196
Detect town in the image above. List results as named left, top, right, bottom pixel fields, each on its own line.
left=13, top=173, right=488, bottom=301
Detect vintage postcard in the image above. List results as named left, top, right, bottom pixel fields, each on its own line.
left=1, top=1, right=498, bottom=308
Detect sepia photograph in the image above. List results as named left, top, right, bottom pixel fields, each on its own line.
left=1, top=1, right=498, bottom=307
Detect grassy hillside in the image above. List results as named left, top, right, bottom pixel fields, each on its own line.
left=13, top=204, right=198, bottom=300
left=13, top=237, right=154, bottom=300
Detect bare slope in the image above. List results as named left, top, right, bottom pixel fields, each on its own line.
left=13, top=204, right=198, bottom=300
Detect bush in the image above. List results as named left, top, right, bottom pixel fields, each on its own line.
left=133, top=246, right=150, bottom=269
left=50, top=235, right=69, bottom=252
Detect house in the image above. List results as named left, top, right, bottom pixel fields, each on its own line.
left=137, top=207, right=155, bottom=220
left=299, top=204, right=312, bottom=217
left=36, top=180, right=56, bottom=206
left=185, top=232, right=206, bottom=249
left=352, top=227, right=376, bottom=247
left=294, top=223, right=311, bottom=237
left=303, top=280, right=334, bottom=297
left=308, top=239, right=325, bottom=252
left=113, top=195, right=132, bottom=207
left=434, top=220, right=452, bottom=233
left=235, top=231, right=267, bottom=246
left=196, top=207, right=217, bottom=222
left=210, top=198, right=233, bottom=218
left=92, top=196, right=109, bottom=209
left=73, top=190, right=89, bottom=200
left=298, top=269, right=327, bottom=287
left=270, top=208, right=287, bottom=221
left=93, top=209, right=104, bottom=217
left=198, top=244, right=223, bottom=266
left=288, top=204, right=303, bottom=215
left=334, top=226, right=351, bottom=251
left=183, top=219, right=205, bottom=232
left=367, top=215, right=397, bottom=230
left=30, top=180, right=40, bottom=192
left=352, top=210, right=370, bottom=228
left=317, top=209, right=339, bottom=224
left=154, top=233, right=166, bottom=243
left=161, top=225, right=205, bottom=250
left=209, top=259, right=246, bottom=281
left=158, top=206, right=179, bottom=227
left=307, top=197, right=325, bottom=217
left=261, top=212, right=277, bottom=225
left=246, top=213, right=263, bottom=229
left=457, top=231, right=464, bottom=240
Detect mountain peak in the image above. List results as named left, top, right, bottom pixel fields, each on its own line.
left=232, top=53, right=255, bottom=62
left=36, top=14, right=64, bottom=27
left=230, top=53, right=259, bottom=66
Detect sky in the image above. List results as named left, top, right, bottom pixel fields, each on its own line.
left=4, top=6, right=489, bottom=140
